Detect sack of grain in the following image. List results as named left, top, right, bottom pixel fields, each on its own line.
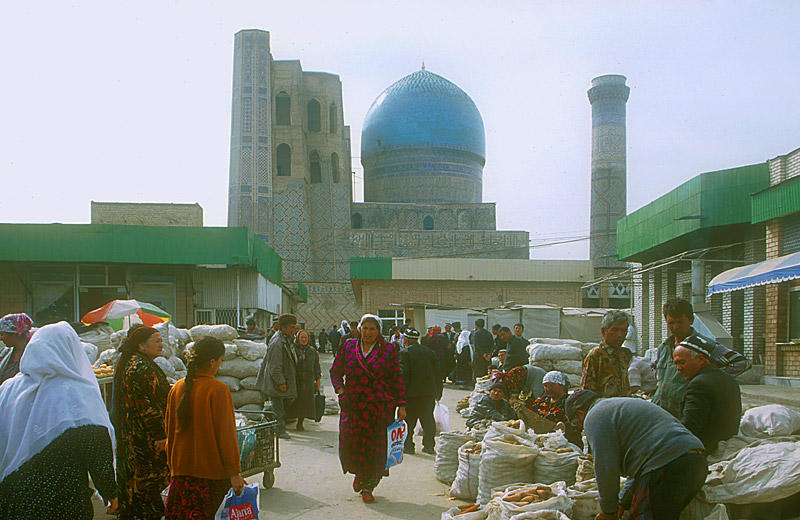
left=222, top=343, right=238, bottom=360
left=575, top=456, right=595, bottom=483
left=566, top=479, right=601, bottom=520
left=239, top=376, right=259, bottom=391
left=189, top=324, right=238, bottom=341
left=507, top=510, right=571, bottom=520
left=154, top=356, right=178, bottom=380
left=441, top=505, right=488, bottom=520
left=435, top=431, right=474, bottom=485
left=231, top=389, right=264, bottom=408
left=217, top=357, right=261, bottom=379
left=551, top=359, right=583, bottom=375
left=234, top=339, right=267, bottom=361
left=217, top=375, right=242, bottom=393
left=94, top=348, right=121, bottom=367
left=528, top=344, right=582, bottom=362
left=450, top=441, right=483, bottom=501
left=79, top=325, right=114, bottom=352
left=477, top=434, right=539, bottom=504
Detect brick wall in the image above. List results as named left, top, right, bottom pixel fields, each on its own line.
left=91, top=202, right=203, bottom=227
left=777, top=344, right=800, bottom=377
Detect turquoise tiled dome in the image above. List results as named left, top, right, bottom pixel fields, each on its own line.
left=361, top=70, right=485, bottom=159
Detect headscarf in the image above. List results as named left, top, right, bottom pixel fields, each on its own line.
left=455, top=329, right=471, bottom=354
left=0, top=322, right=114, bottom=482
left=543, top=370, right=569, bottom=388
left=0, top=313, right=33, bottom=340
left=358, top=313, right=383, bottom=332
left=338, top=319, right=349, bottom=336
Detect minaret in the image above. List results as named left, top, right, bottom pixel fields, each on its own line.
left=227, top=29, right=273, bottom=242
left=587, top=74, right=630, bottom=277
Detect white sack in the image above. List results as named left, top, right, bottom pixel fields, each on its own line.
left=532, top=431, right=582, bottom=485
left=239, top=376, right=259, bottom=391
left=703, top=439, right=800, bottom=504
left=477, top=435, right=539, bottom=504
left=110, top=330, right=127, bottom=350
left=739, top=404, right=800, bottom=438
left=79, top=326, right=113, bottom=352
left=531, top=338, right=584, bottom=347
left=82, top=342, right=99, bottom=365
left=441, top=506, right=488, bottom=520
left=230, top=390, right=264, bottom=408
left=485, top=481, right=572, bottom=520
left=217, top=357, right=261, bottom=379
left=567, top=479, right=601, bottom=520
left=450, top=441, right=482, bottom=501
left=528, top=344, right=582, bottom=362
left=169, top=356, right=186, bottom=372
left=565, top=373, right=582, bottom=388
left=233, top=339, right=268, bottom=361
left=154, top=356, right=177, bottom=380
left=216, top=375, right=241, bottom=393
left=435, top=431, right=474, bottom=485
left=223, top=343, right=238, bottom=361
left=551, top=359, right=583, bottom=375
left=508, top=511, right=571, bottom=520
left=189, top=324, right=238, bottom=341
left=94, top=348, right=120, bottom=367
left=238, top=403, right=265, bottom=422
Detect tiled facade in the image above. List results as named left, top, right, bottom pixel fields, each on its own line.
left=91, top=202, right=203, bottom=227
left=227, top=30, right=530, bottom=332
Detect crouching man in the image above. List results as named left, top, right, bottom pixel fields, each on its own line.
left=565, top=390, right=707, bottom=520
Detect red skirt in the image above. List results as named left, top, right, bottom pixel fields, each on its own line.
left=165, top=475, right=230, bottom=520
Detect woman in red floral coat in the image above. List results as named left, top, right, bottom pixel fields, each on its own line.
left=330, top=314, right=406, bottom=503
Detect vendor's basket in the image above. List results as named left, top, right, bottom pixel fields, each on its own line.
left=236, top=409, right=281, bottom=489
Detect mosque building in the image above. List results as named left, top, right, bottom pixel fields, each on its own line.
left=226, top=29, right=529, bottom=330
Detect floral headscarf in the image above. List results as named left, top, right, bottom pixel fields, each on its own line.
left=0, top=313, right=34, bottom=339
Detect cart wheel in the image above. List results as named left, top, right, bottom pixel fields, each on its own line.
left=261, top=470, right=275, bottom=489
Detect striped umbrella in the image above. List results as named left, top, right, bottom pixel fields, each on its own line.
left=82, top=299, right=171, bottom=330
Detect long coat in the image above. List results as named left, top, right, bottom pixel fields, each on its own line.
left=330, top=338, right=405, bottom=481
left=290, top=344, right=321, bottom=419
left=256, top=331, right=298, bottom=399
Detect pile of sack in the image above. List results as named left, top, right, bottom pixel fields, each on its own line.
left=527, top=338, right=598, bottom=388
left=185, top=325, right=267, bottom=411
left=91, top=322, right=192, bottom=385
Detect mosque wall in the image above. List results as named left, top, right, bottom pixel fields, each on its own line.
left=350, top=202, right=496, bottom=231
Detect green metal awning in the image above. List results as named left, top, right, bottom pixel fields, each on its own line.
left=751, top=175, right=800, bottom=223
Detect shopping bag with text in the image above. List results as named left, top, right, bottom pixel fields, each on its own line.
left=386, top=419, right=408, bottom=470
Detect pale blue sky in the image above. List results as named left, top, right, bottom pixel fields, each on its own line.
left=1, top=1, right=798, bottom=259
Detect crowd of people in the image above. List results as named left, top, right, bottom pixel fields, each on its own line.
left=0, top=297, right=755, bottom=519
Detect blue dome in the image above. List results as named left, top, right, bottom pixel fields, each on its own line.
left=361, top=70, right=485, bottom=159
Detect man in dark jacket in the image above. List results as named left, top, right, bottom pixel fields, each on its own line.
left=328, top=326, right=341, bottom=356
left=499, top=326, right=528, bottom=371
left=256, top=313, right=298, bottom=439
left=471, top=318, right=494, bottom=380
left=318, top=329, right=328, bottom=353
left=399, top=328, right=442, bottom=455
left=425, top=326, right=451, bottom=383
left=674, top=334, right=742, bottom=454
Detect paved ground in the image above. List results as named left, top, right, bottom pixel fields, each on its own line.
left=741, top=384, right=800, bottom=411
left=94, top=351, right=473, bottom=519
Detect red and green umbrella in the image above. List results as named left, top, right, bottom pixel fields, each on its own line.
left=82, top=299, right=171, bottom=330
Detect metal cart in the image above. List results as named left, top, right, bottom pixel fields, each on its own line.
left=235, top=409, right=281, bottom=489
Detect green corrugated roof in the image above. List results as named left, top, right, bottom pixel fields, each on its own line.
left=350, top=257, right=392, bottom=279
left=0, top=224, right=281, bottom=284
left=617, top=163, right=769, bottom=262
left=751, top=175, right=800, bottom=223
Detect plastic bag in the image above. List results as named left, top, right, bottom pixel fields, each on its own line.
left=386, top=419, right=408, bottom=470
left=435, top=402, right=451, bottom=433
left=214, top=484, right=259, bottom=520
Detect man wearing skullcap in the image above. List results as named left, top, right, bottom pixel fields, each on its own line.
left=673, top=334, right=742, bottom=454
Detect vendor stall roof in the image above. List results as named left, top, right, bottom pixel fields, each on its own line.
left=707, top=250, right=800, bottom=295
left=0, top=223, right=281, bottom=284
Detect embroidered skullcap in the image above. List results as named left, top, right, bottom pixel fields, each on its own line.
left=678, top=334, right=714, bottom=358
left=402, top=327, right=420, bottom=339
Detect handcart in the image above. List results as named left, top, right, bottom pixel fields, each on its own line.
left=235, top=409, right=281, bottom=489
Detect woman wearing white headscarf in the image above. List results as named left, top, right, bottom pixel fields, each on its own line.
left=0, top=322, right=118, bottom=519
left=329, top=314, right=406, bottom=503
left=454, top=329, right=473, bottom=385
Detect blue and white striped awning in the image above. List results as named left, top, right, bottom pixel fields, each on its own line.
left=707, top=250, right=800, bottom=295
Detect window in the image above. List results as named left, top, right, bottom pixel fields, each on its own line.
left=33, top=282, right=75, bottom=325
left=423, top=215, right=434, bottom=230
left=329, top=103, right=337, bottom=133
left=790, top=288, right=800, bottom=341
left=276, top=92, right=290, bottom=125
left=276, top=143, right=291, bottom=176
left=351, top=212, right=363, bottom=229
left=307, top=99, right=321, bottom=132
left=331, top=152, right=340, bottom=183
left=378, top=309, right=405, bottom=335
left=132, top=283, right=176, bottom=320
left=309, top=151, right=322, bottom=183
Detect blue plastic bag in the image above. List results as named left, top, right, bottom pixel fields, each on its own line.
left=214, top=484, right=259, bottom=520
left=386, top=419, right=408, bottom=470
